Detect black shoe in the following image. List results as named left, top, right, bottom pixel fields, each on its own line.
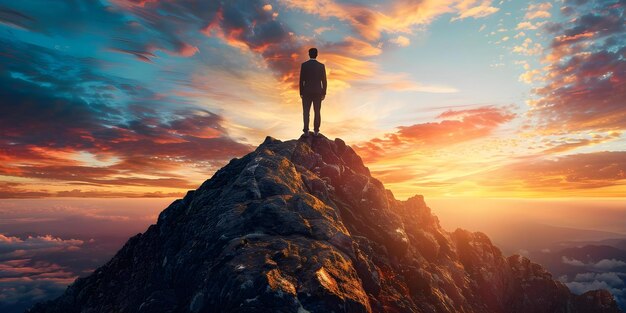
left=313, top=131, right=319, bottom=136
left=302, top=131, right=309, bottom=137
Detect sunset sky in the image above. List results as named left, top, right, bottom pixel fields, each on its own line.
left=0, top=1, right=625, bottom=311
left=0, top=0, right=624, bottom=199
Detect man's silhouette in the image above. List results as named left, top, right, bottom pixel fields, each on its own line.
left=299, top=47, right=327, bottom=136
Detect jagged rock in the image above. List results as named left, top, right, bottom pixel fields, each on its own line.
left=27, top=135, right=622, bottom=313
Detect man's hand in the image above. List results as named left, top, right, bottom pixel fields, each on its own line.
left=300, top=94, right=303, bottom=99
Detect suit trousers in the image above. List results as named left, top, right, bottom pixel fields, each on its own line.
left=302, top=95, right=322, bottom=132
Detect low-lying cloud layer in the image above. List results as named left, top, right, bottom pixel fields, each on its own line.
left=563, top=272, right=626, bottom=307
left=0, top=198, right=173, bottom=312
left=562, top=257, right=626, bottom=271
left=0, top=234, right=83, bottom=311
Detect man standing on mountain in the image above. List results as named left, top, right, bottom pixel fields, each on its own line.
left=299, top=48, right=327, bottom=136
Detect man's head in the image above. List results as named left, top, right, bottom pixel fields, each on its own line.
left=308, top=48, right=318, bottom=59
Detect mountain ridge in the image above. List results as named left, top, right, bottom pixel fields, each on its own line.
left=28, top=135, right=622, bottom=313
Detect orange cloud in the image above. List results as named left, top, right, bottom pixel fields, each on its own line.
left=451, top=1, right=499, bottom=21
left=0, top=74, right=251, bottom=198
left=512, top=38, right=543, bottom=56
left=524, top=3, right=552, bottom=20
left=473, top=152, right=626, bottom=196
left=324, top=37, right=382, bottom=57
left=516, top=21, right=546, bottom=30
left=354, top=106, right=515, bottom=163
left=390, top=35, right=411, bottom=47
left=359, top=73, right=458, bottom=93
left=280, top=0, right=499, bottom=40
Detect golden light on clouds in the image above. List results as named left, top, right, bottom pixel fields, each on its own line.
left=0, top=0, right=623, bottom=200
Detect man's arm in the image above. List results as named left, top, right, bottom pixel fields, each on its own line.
left=321, top=64, right=327, bottom=99
left=299, top=63, right=304, bottom=98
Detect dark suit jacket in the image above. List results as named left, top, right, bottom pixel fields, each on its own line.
left=299, top=59, right=327, bottom=97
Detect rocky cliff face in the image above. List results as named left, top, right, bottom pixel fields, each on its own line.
left=28, top=135, right=621, bottom=313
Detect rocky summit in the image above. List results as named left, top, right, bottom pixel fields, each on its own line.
left=28, top=135, right=621, bottom=313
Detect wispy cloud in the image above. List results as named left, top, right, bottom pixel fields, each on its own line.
left=282, top=0, right=500, bottom=39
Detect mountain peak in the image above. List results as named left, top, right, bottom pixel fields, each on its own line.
left=28, top=136, right=622, bottom=313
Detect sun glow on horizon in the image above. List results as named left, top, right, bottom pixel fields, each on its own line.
left=1, top=2, right=625, bottom=312
left=0, top=0, right=624, bottom=199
